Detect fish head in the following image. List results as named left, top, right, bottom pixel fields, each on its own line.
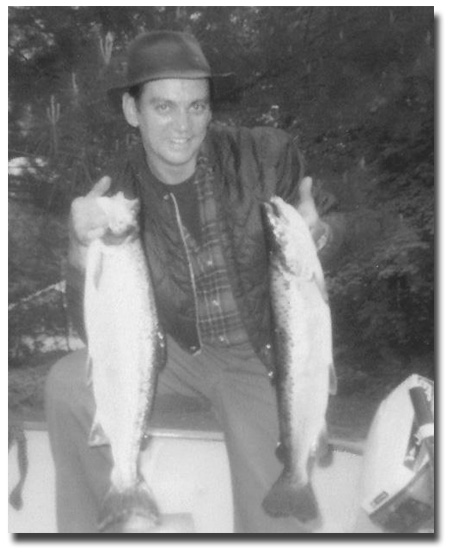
left=263, top=196, right=315, bottom=276
left=99, top=192, right=140, bottom=240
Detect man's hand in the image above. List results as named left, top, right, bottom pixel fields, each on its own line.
left=297, top=176, right=329, bottom=251
left=70, top=176, right=111, bottom=245
left=297, top=176, right=319, bottom=229
left=67, top=176, right=111, bottom=271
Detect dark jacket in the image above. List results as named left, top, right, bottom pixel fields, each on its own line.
left=67, top=123, right=342, bottom=371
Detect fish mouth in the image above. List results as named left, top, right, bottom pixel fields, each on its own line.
left=103, top=226, right=139, bottom=245
left=262, top=201, right=276, bottom=236
left=263, top=197, right=287, bottom=232
left=262, top=200, right=276, bottom=224
left=262, top=198, right=288, bottom=257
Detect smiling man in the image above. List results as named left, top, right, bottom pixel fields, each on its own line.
left=123, top=78, right=212, bottom=183
left=45, top=30, right=343, bottom=533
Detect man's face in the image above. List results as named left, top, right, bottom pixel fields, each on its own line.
left=123, top=78, right=211, bottom=183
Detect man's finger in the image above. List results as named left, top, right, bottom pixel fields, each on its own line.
left=86, top=176, right=111, bottom=198
left=299, top=176, right=313, bottom=202
left=297, top=176, right=319, bottom=225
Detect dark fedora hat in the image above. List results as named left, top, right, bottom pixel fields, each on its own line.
left=106, top=30, right=238, bottom=110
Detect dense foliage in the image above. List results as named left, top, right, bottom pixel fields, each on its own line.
left=9, top=6, right=434, bottom=370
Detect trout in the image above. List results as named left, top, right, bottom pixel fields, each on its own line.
left=262, top=195, right=337, bottom=523
left=84, top=192, right=166, bottom=532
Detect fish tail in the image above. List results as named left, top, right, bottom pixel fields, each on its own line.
left=262, top=473, right=319, bottom=522
left=98, top=479, right=160, bottom=533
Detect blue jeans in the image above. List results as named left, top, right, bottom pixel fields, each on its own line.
left=45, top=335, right=308, bottom=533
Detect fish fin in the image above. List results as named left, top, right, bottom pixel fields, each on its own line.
left=329, top=363, right=338, bottom=395
left=88, top=416, right=109, bottom=447
left=98, top=479, right=160, bottom=533
left=315, top=429, right=334, bottom=467
left=262, top=473, right=320, bottom=523
left=302, top=255, right=328, bottom=304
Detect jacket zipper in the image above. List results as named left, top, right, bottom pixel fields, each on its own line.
left=169, top=193, right=203, bottom=354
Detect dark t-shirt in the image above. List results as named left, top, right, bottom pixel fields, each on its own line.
left=150, top=173, right=202, bottom=244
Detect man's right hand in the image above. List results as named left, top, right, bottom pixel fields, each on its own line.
left=70, top=176, right=112, bottom=245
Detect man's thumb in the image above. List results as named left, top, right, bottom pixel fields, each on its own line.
left=87, top=176, right=111, bottom=198
left=297, top=176, right=319, bottom=228
left=299, top=176, right=313, bottom=203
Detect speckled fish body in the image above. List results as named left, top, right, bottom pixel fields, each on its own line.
left=262, top=196, right=336, bottom=524
left=84, top=192, right=165, bottom=532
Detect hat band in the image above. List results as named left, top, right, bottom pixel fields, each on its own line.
left=127, top=68, right=212, bottom=88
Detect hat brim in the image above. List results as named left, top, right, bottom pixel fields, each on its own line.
left=105, top=69, right=239, bottom=113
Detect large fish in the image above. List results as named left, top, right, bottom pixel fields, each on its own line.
left=84, top=192, right=166, bottom=532
left=262, top=195, right=337, bottom=524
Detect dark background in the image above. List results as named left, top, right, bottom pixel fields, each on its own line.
left=8, top=6, right=434, bottom=427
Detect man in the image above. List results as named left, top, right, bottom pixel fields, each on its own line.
left=45, top=30, right=342, bottom=533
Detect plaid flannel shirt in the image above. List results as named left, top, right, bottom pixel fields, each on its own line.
left=173, top=155, right=249, bottom=348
